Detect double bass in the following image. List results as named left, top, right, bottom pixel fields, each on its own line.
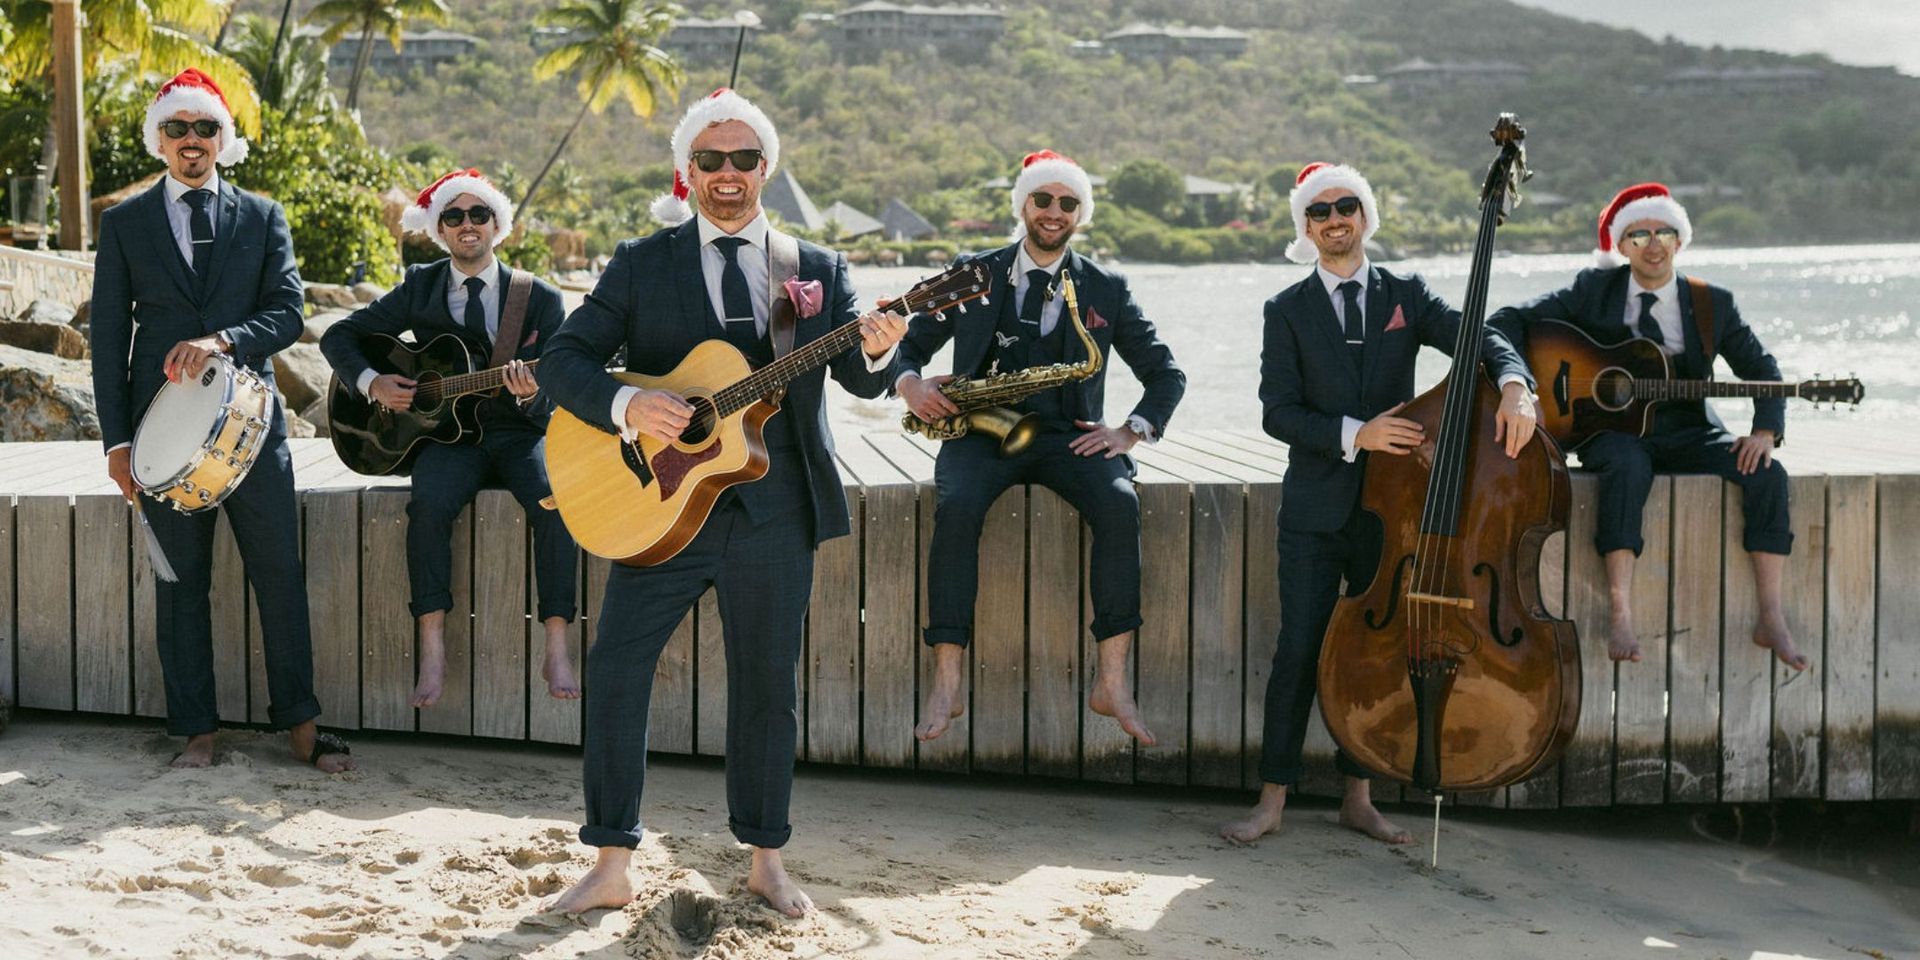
left=1317, top=115, right=1581, bottom=793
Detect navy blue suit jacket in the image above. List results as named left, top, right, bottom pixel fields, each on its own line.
left=539, top=219, right=888, bottom=545
left=90, top=178, right=305, bottom=451
left=894, top=243, right=1185, bottom=435
left=319, top=258, right=566, bottom=429
left=1260, top=264, right=1533, bottom=533
left=1489, top=265, right=1785, bottom=441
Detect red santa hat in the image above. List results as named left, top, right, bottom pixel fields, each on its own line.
left=399, top=168, right=515, bottom=252
left=1285, top=162, right=1379, bottom=264
left=1595, top=182, right=1692, bottom=266
left=143, top=68, right=249, bottom=167
left=650, top=88, right=781, bottom=225
left=1010, top=149, right=1095, bottom=238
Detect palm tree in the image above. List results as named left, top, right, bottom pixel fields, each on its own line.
left=305, top=0, right=450, bottom=113
left=1, top=0, right=260, bottom=130
left=226, top=13, right=340, bottom=122
left=519, top=0, right=684, bottom=219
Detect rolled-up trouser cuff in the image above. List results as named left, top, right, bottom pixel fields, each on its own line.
left=579, top=823, right=642, bottom=850
left=165, top=714, right=221, bottom=738
left=923, top=627, right=971, bottom=648
left=1593, top=533, right=1644, bottom=558
left=268, top=696, right=322, bottom=732
left=537, top=603, right=579, bottom=624
left=409, top=592, right=454, bottom=619
left=1090, top=614, right=1143, bottom=644
left=730, top=817, right=792, bottom=850
left=1745, top=531, right=1793, bottom=556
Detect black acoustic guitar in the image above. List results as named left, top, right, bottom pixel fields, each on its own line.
left=327, top=332, right=535, bottom=476
left=1524, top=319, right=1864, bottom=450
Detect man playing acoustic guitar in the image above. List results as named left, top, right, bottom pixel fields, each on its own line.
left=319, top=169, right=580, bottom=706
left=538, top=89, right=906, bottom=919
left=1491, top=182, right=1808, bottom=671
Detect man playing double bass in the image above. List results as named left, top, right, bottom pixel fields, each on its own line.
left=1221, top=162, right=1538, bottom=844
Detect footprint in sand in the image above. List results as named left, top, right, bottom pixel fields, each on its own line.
left=360, top=861, right=399, bottom=875
left=505, top=847, right=571, bottom=870
left=526, top=871, right=567, bottom=898
left=395, top=850, right=421, bottom=865
left=244, top=864, right=302, bottom=888
left=668, top=889, right=720, bottom=946
left=295, top=932, right=358, bottom=948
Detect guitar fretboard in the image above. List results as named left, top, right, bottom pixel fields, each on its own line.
left=709, top=285, right=949, bottom=417
left=415, top=359, right=541, bottom=400
left=1631, top=379, right=1802, bottom=400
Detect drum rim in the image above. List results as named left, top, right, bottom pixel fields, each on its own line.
left=131, top=355, right=272, bottom=510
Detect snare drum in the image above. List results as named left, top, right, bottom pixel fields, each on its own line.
left=132, top=355, right=275, bottom=513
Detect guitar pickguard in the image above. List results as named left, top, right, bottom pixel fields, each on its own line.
left=651, top=440, right=724, bottom=499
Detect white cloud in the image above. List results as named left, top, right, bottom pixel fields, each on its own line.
left=1511, top=0, right=1920, bottom=75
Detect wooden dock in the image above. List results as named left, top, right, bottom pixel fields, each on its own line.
left=2, top=423, right=1915, bottom=806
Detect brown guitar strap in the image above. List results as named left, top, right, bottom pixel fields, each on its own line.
left=1684, top=274, right=1716, bottom=369
left=489, top=268, right=536, bottom=369
left=767, top=229, right=802, bottom=361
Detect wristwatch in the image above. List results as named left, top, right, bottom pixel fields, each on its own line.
left=1123, top=417, right=1150, bottom=441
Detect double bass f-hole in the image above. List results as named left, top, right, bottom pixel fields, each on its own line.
left=1472, top=561, right=1525, bottom=648
left=1365, top=554, right=1414, bottom=629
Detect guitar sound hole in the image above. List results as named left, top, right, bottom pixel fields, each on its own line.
left=413, top=371, right=444, bottom=416
left=678, top=396, right=719, bottom=445
left=1593, top=368, right=1635, bottom=411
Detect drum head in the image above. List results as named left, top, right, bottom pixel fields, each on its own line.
left=132, top=364, right=231, bottom=487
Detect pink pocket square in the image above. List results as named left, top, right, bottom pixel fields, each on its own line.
left=1085, top=307, right=1108, bottom=330
left=522, top=329, right=539, bottom=348
left=1383, top=304, right=1407, bottom=332
left=783, top=276, right=824, bottom=319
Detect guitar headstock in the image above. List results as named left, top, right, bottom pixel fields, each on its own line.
left=891, top=262, right=991, bottom=318
left=1800, top=376, right=1866, bottom=408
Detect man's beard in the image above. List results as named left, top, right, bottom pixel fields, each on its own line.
left=1027, top=222, right=1071, bottom=252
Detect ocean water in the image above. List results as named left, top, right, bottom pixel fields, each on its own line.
left=837, top=243, right=1919, bottom=439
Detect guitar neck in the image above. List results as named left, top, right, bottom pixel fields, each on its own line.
left=1631, top=378, right=1803, bottom=401
left=710, top=300, right=915, bottom=418
left=417, top=358, right=540, bottom=400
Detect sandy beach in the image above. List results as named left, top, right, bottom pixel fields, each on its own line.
left=0, top=713, right=1914, bottom=959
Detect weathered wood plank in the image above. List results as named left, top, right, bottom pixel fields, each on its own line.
left=1026, top=488, right=1082, bottom=779
left=1667, top=476, right=1723, bottom=804
left=971, top=488, right=1026, bottom=775
left=1561, top=475, right=1614, bottom=805
left=862, top=484, right=919, bottom=769
left=696, top=587, right=727, bottom=756
left=471, top=490, right=526, bottom=740
left=304, top=491, right=360, bottom=730
left=1188, top=482, right=1245, bottom=788
left=1242, top=485, right=1282, bottom=791
left=1134, top=482, right=1190, bottom=784
left=131, top=503, right=163, bottom=718
left=1, top=497, right=17, bottom=704
left=1876, top=475, right=1920, bottom=799
left=1771, top=474, right=1826, bottom=798
left=916, top=487, right=970, bottom=773
left=72, top=497, right=130, bottom=714
left=1721, top=481, right=1771, bottom=802
left=16, top=496, right=72, bottom=710
left=528, top=544, right=585, bottom=747
left=806, top=487, right=862, bottom=765
left=1824, top=475, right=1875, bottom=801
left=418, top=508, right=475, bottom=736
left=1615, top=478, right=1671, bottom=804
left=359, top=491, right=414, bottom=731
left=1508, top=526, right=1566, bottom=809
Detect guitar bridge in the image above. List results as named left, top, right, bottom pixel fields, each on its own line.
left=621, top=440, right=654, bottom=488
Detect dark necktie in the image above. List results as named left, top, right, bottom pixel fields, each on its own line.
left=184, top=188, right=214, bottom=286
left=713, top=236, right=756, bottom=323
left=1635, top=291, right=1665, bottom=346
left=463, top=275, right=489, bottom=345
left=1339, top=279, right=1365, bottom=371
left=1019, top=268, right=1050, bottom=328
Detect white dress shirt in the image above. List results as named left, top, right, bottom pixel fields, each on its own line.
left=613, top=212, right=895, bottom=437
left=354, top=257, right=502, bottom=396
left=1315, top=258, right=1524, bottom=462
left=162, top=171, right=221, bottom=268
left=1624, top=275, right=1686, bottom=357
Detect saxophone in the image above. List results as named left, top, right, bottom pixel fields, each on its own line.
left=902, top=269, right=1102, bottom=457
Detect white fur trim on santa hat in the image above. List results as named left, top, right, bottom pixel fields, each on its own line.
left=651, top=89, right=780, bottom=225
left=399, top=174, right=515, bottom=252
left=144, top=86, right=249, bottom=167
left=1594, top=196, right=1692, bottom=267
left=1285, top=164, right=1379, bottom=264
left=1011, top=157, right=1095, bottom=234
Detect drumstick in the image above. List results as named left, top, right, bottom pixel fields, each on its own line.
left=133, top=501, right=179, bottom=583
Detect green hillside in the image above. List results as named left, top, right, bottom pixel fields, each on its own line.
left=242, top=0, right=1920, bottom=257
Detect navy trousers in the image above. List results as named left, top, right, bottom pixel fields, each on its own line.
left=1258, top=508, right=1381, bottom=787
left=144, top=437, right=322, bottom=737
left=925, top=430, right=1142, bottom=646
left=405, top=424, right=578, bottom=622
left=579, top=452, right=813, bottom=851
left=1576, top=421, right=1793, bottom=557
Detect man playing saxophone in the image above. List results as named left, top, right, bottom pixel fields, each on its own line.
left=896, top=149, right=1185, bottom=745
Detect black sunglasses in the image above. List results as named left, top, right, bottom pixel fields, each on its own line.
left=1029, top=191, right=1081, bottom=213
left=1620, top=227, right=1681, bottom=250
left=1305, top=196, right=1363, bottom=222
left=160, top=118, right=222, bottom=140
left=690, top=148, right=764, bottom=173
left=439, top=205, right=494, bottom=228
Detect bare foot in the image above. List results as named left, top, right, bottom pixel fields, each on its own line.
left=914, top=646, right=965, bottom=742
left=543, top=642, right=582, bottom=700
left=289, top=721, right=356, bottom=773
left=170, top=733, right=214, bottom=769
left=1754, top=614, right=1809, bottom=671
left=747, top=848, right=813, bottom=918
left=1607, top=608, right=1642, bottom=663
left=1339, top=799, right=1413, bottom=844
left=547, top=850, right=634, bottom=914
left=412, top=636, right=446, bottom=708
left=1088, top=677, right=1157, bottom=746
left=1219, top=783, right=1286, bottom=845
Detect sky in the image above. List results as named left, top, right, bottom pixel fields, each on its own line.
left=1511, top=0, right=1920, bottom=76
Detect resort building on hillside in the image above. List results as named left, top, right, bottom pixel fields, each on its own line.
left=1098, top=24, right=1249, bottom=61
left=763, top=169, right=827, bottom=233
left=825, top=2, right=1006, bottom=63
left=1656, top=66, right=1825, bottom=96
left=660, top=17, right=763, bottom=63
left=1377, top=58, right=1530, bottom=92
left=879, top=199, right=938, bottom=241
left=304, top=27, right=480, bottom=75
left=822, top=201, right=885, bottom=239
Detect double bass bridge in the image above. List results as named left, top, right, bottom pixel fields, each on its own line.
left=1406, top=591, right=1475, bottom=611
